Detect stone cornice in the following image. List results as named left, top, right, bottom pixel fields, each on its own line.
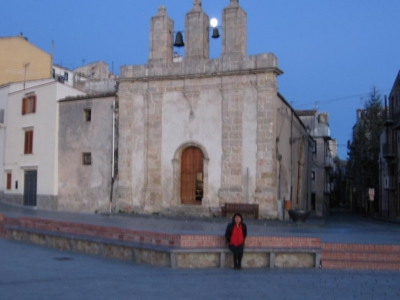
left=118, top=67, right=283, bottom=83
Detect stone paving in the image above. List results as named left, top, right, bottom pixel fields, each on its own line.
left=1, top=238, right=400, bottom=300
left=1, top=201, right=400, bottom=245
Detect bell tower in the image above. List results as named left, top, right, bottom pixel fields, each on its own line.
left=149, top=6, right=174, bottom=63
left=222, top=0, right=247, bottom=56
left=185, top=0, right=210, bottom=60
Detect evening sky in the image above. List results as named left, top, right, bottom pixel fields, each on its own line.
left=1, top=0, right=399, bottom=158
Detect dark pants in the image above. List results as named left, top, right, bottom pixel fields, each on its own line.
left=229, top=244, right=244, bottom=268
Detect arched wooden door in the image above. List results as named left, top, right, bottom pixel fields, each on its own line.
left=181, top=147, right=204, bottom=205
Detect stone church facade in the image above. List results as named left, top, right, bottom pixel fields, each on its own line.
left=115, top=0, right=312, bottom=218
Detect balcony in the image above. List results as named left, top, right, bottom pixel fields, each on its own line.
left=383, top=142, right=395, bottom=159
left=382, top=108, right=393, bottom=127
left=324, top=156, right=334, bottom=169
left=384, top=176, right=396, bottom=190
left=314, top=125, right=331, bottom=140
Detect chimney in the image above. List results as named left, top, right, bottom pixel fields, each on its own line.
left=149, top=6, right=174, bottom=63
left=185, top=0, right=210, bottom=60
left=222, top=0, right=247, bottom=56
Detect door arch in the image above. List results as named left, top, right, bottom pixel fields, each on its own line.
left=181, top=147, right=204, bottom=205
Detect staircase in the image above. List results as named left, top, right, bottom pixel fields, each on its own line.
left=322, top=243, right=400, bottom=270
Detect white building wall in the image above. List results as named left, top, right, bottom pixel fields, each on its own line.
left=0, top=79, right=54, bottom=199
left=4, top=81, right=85, bottom=209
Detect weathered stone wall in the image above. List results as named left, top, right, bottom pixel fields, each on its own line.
left=185, top=0, right=209, bottom=60
left=3, top=194, right=23, bottom=206
left=276, top=100, right=313, bottom=217
left=223, top=0, right=247, bottom=56
left=58, top=96, right=115, bottom=213
left=149, top=6, right=174, bottom=63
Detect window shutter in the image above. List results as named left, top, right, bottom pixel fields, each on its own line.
left=24, top=131, right=33, bottom=154
left=24, top=131, right=28, bottom=154
left=33, top=96, right=36, bottom=113
left=6, top=173, right=12, bottom=190
left=22, top=98, right=26, bottom=115
left=29, top=131, right=33, bottom=153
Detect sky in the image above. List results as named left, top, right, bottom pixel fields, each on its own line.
left=1, top=0, right=399, bottom=158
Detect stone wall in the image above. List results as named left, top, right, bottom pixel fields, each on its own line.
left=58, top=96, right=115, bottom=213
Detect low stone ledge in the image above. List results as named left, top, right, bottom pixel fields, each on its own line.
left=6, top=225, right=321, bottom=269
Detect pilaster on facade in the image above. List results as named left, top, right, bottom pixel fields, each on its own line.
left=115, top=81, right=135, bottom=210
left=254, top=75, right=278, bottom=215
left=219, top=78, right=244, bottom=203
left=142, top=88, right=164, bottom=212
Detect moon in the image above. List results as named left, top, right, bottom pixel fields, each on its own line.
left=210, top=18, right=218, bottom=28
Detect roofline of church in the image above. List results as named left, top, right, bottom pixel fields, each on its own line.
left=117, top=66, right=283, bottom=83
left=278, top=93, right=310, bottom=133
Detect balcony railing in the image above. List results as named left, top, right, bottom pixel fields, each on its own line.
left=383, top=142, right=395, bottom=159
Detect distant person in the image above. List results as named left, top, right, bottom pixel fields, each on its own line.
left=225, top=213, right=247, bottom=270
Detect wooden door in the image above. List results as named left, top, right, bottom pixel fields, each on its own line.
left=181, top=147, right=203, bottom=205
left=24, top=170, right=37, bottom=206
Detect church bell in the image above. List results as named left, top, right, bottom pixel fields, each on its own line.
left=212, top=28, right=220, bottom=39
left=173, top=31, right=185, bottom=47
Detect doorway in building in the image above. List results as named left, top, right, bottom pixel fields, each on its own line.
left=181, top=147, right=204, bottom=205
left=24, top=170, right=37, bottom=206
left=311, top=192, right=316, bottom=211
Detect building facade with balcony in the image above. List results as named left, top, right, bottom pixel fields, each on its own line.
left=379, top=71, right=400, bottom=220
left=297, top=110, right=337, bottom=217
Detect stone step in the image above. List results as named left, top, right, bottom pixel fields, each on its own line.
left=322, top=251, right=400, bottom=263
left=322, top=259, right=400, bottom=271
left=322, top=243, right=400, bottom=253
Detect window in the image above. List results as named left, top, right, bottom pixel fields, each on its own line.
left=84, top=109, right=91, bottom=122
left=6, top=173, right=12, bottom=190
left=64, top=72, right=69, bottom=82
left=24, top=130, right=34, bottom=154
left=22, top=95, right=36, bottom=115
left=312, top=140, right=317, bottom=154
left=311, top=171, right=315, bottom=180
left=0, top=109, right=4, bottom=124
left=83, top=153, right=92, bottom=165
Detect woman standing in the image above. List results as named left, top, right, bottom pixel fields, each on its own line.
left=225, top=213, right=247, bottom=270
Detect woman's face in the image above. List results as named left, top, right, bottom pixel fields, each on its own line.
left=234, top=215, right=241, bottom=224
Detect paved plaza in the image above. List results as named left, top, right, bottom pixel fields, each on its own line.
left=1, top=238, right=400, bottom=300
